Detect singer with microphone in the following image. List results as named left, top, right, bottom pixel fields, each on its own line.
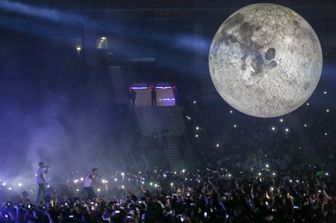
left=83, top=168, right=99, bottom=201
left=36, top=161, right=50, bottom=204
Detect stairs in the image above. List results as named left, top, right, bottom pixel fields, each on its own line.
left=134, top=107, right=185, bottom=170
left=165, top=135, right=185, bottom=170
left=301, top=146, right=318, bottom=164
left=135, top=107, right=185, bottom=135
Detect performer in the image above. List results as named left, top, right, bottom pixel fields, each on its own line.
left=83, top=168, right=99, bottom=201
left=36, top=161, right=50, bottom=204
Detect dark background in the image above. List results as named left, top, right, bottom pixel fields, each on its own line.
left=0, top=0, right=335, bottom=182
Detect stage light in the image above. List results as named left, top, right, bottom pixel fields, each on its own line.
left=195, top=134, right=199, bottom=138
left=326, top=109, right=330, bottom=113
left=170, top=182, right=174, bottom=186
left=195, top=126, right=200, bottom=131
left=163, top=173, right=167, bottom=178
left=279, top=118, right=284, bottom=123
left=18, top=182, right=22, bottom=187
left=270, top=187, right=274, bottom=191
left=114, top=178, right=118, bottom=182
left=271, top=126, right=276, bottom=131
left=154, top=183, right=158, bottom=188
left=8, top=187, right=12, bottom=191
left=97, top=188, right=101, bottom=192
left=121, top=185, right=125, bottom=189
left=186, top=115, right=191, bottom=120
left=182, top=169, right=186, bottom=173
left=216, top=143, right=220, bottom=148
left=80, top=177, right=84, bottom=181
left=323, top=91, right=327, bottom=95
left=233, top=124, right=237, bottom=128
left=76, top=46, right=81, bottom=52
left=229, top=110, right=233, bottom=114
left=324, top=132, right=328, bottom=136
left=228, top=173, right=232, bottom=178
left=258, top=172, right=262, bottom=176
left=193, top=100, right=197, bottom=104
left=76, top=189, right=79, bottom=192
left=265, top=164, right=270, bottom=168
left=285, top=128, right=289, bottom=133
left=101, top=36, right=106, bottom=40
left=325, top=172, right=329, bottom=176
left=304, top=124, right=308, bottom=127
left=272, top=172, right=276, bottom=176
left=73, top=179, right=79, bottom=184
left=150, top=182, right=153, bottom=186
left=2, top=182, right=7, bottom=186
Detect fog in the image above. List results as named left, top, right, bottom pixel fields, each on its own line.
left=0, top=44, right=137, bottom=186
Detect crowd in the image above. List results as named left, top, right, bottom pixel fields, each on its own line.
left=0, top=163, right=335, bottom=223
left=1, top=97, right=335, bottom=222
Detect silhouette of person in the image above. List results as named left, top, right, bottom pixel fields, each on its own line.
left=129, top=89, right=137, bottom=106
left=151, top=87, right=157, bottom=106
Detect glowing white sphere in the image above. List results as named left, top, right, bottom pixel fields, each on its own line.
left=209, top=3, right=322, bottom=117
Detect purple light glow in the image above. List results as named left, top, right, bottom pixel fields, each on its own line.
left=155, top=86, right=172, bottom=89
left=130, top=87, right=148, bottom=90
left=161, top=98, right=176, bottom=101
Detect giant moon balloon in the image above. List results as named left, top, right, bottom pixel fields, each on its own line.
left=209, top=3, right=322, bottom=118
